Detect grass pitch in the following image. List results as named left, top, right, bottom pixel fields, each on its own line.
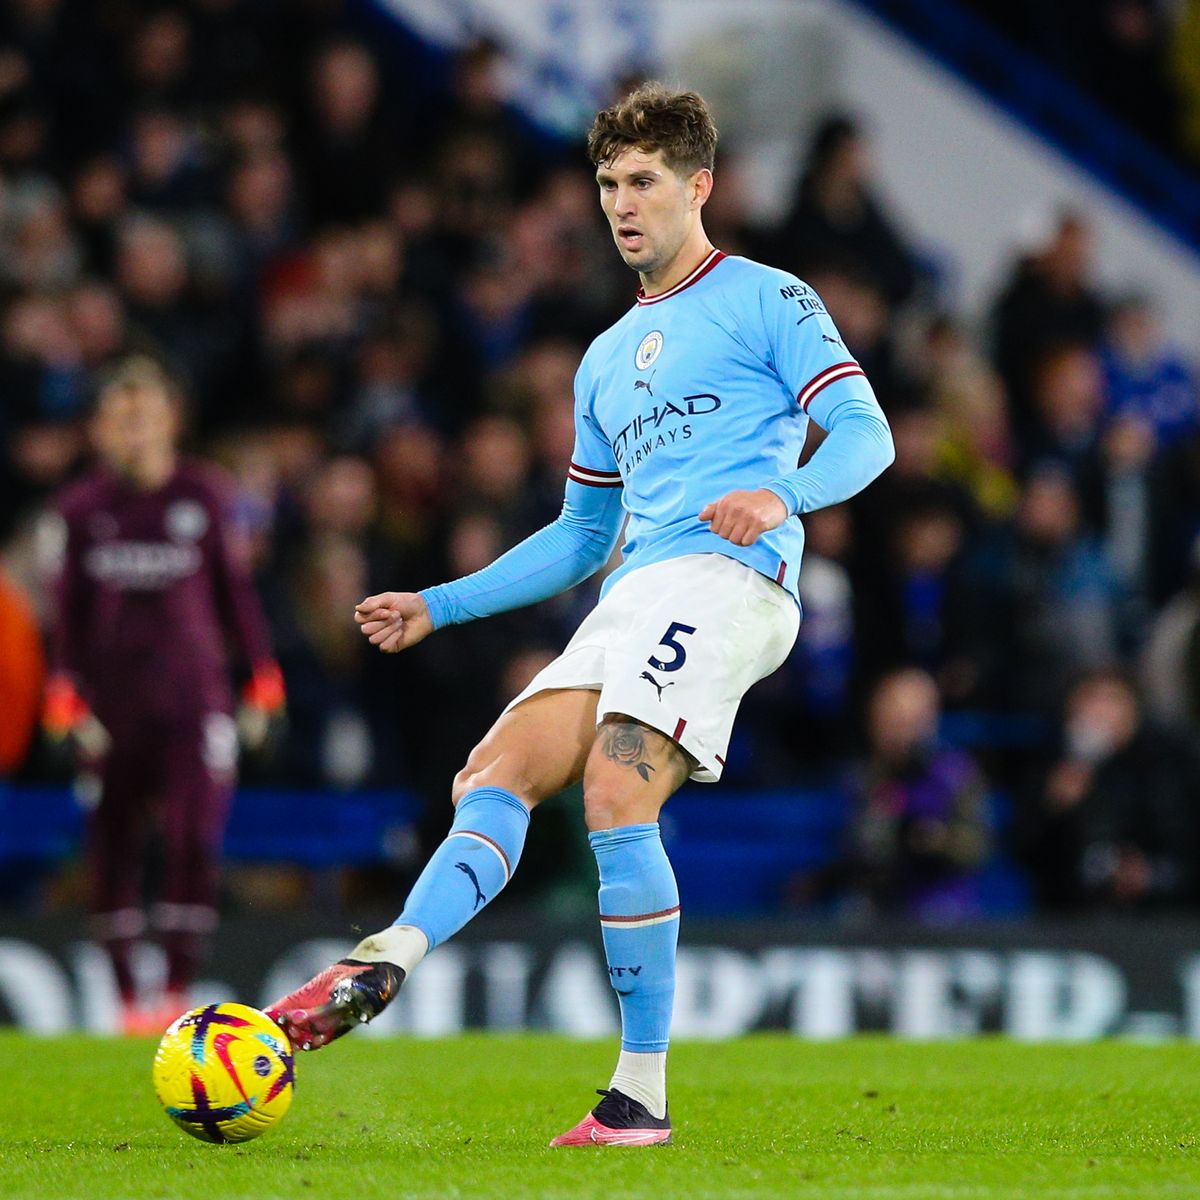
left=1, top=1034, right=1198, bottom=1199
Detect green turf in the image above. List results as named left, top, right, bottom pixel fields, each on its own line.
left=1, top=1033, right=1198, bottom=1199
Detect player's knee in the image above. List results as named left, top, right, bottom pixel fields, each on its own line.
left=581, top=776, right=644, bottom=833
left=450, top=762, right=479, bottom=807
left=451, top=749, right=542, bottom=808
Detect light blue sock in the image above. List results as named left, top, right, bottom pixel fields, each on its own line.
left=397, top=787, right=530, bottom=950
left=590, top=823, right=680, bottom=1054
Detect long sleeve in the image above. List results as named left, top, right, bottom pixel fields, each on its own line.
left=423, top=355, right=628, bottom=630
left=764, top=391, right=895, bottom=516
left=421, top=479, right=625, bottom=629
left=44, top=506, right=88, bottom=686
left=746, top=270, right=894, bottom=516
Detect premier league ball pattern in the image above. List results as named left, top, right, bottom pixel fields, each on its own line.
left=152, top=1003, right=295, bottom=1143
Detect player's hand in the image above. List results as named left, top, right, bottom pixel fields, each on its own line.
left=698, top=488, right=789, bottom=547
left=238, top=661, right=286, bottom=751
left=354, top=591, right=434, bottom=654
left=42, top=674, right=111, bottom=763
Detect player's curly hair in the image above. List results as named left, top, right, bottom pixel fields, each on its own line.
left=587, top=82, right=717, bottom=176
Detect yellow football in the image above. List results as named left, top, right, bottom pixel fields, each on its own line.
left=152, top=1003, right=295, bottom=1143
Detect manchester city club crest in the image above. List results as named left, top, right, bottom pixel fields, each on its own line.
left=635, top=330, right=664, bottom=370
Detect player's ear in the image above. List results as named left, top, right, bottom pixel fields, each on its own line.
left=690, top=167, right=713, bottom=209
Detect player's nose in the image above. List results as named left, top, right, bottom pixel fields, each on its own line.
left=614, top=186, right=637, bottom=215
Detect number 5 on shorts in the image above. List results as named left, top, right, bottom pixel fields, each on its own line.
left=648, top=622, right=696, bottom=673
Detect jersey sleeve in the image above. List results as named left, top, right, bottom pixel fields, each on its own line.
left=754, top=272, right=894, bottom=515
left=755, top=273, right=880, bottom=424
left=565, top=363, right=623, bottom=487
left=42, top=502, right=88, bottom=686
left=421, top=367, right=625, bottom=629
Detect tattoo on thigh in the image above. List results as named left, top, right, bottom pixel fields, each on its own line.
left=602, top=723, right=656, bottom=783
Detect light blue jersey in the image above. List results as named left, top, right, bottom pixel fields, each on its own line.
left=422, top=251, right=893, bottom=630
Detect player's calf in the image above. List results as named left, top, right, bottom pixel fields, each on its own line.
left=270, top=787, right=531, bottom=1050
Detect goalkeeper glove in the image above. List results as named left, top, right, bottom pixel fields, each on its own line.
left=42, top=673, right=111, bottom=762
left=237, top=661, right=286, bottom=750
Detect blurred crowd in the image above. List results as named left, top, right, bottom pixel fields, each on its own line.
left=2, top=0, right=1200, bottom=919
left=964, top=0, right=1200, bottom=166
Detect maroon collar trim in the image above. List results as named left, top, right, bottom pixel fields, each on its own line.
left=636, top=249, right=726, bottom=305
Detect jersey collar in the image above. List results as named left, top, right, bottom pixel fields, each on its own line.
left=635, top=249, right=726, bottom=305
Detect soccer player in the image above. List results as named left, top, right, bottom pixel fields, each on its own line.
left=44, top=356, right=285, bottom=1034
left=269, top=84, right=894, bottom=1145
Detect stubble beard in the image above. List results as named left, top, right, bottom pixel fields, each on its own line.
left=616, top=237, right=659, bottom=275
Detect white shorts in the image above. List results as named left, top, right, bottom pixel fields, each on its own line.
left=503, top=553, right=800, bottom=782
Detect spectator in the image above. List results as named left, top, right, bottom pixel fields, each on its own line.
left=1024, top=342, right=1106, bottom=478
left=773, top=114, right=918, bottom=307
left=1089, top=0, right=1181, bottom=151
left=957, top=466, right=1120, bottom=711
left=224, top=150, right=299, bottom=292
left=990, top=212, right=1106, bottom=433
left=890, top=501, right=970, bottom=683
left=294, top=40, right=397, bottom=227
left=849, top=668, right=990, bottom=922
left=456, top=413, right=534, bottom=528
left=126, top=108, right=214, bottom=214
left=67, top=281, right=130, bottom=374
left=1021, top=668, right=1200, bottom=909
left=1102, top=295, right=1199, bottom=449
left=122, top=8, right=196, bottom=116
left=849, top=405, right=978, bottom=681
left=68, top=156, right=128, bottom=278
left=920, top=315, right=1018, bottom=520
left=418, top=38, right=547, bottom=207
left=1088, top=412, right=1160, bottom=644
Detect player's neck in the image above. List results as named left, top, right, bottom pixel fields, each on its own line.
left=116, top=449, right=176, bottom=491
left=639, top=229, right=716, bottom=298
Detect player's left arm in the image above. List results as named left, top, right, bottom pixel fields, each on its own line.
left=764, top=388, right=895, bottom=517
left=700, top=273, right=894, bottom=545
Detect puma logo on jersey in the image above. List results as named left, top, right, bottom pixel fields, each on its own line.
left=633, top=370, right=656, bottom=397
left=639, top=671, right=675, bottom=700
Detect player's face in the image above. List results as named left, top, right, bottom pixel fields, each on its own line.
left=596, top=147, right=707, bottom=278
left=93, top=381, right=179, bottom=471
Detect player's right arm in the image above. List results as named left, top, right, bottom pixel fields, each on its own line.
left=40, top=500, right=110, bottom=757
left=357, top=384, right=625, bottom=654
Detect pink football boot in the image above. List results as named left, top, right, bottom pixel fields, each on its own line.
left=550, top=1089, right=672, bottom=1146
left=266, top=959, right=404, bottom=1050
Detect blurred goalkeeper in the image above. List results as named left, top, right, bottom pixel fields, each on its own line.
left=43, top=356, right=284, bottom=1034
